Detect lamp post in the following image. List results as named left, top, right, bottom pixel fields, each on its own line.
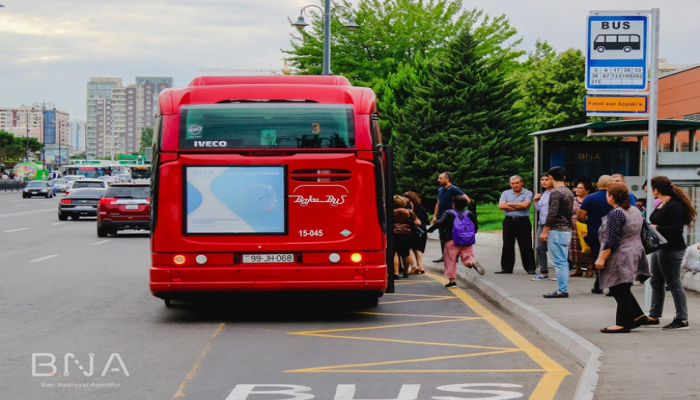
left=291, top=0, right=359, bottom=75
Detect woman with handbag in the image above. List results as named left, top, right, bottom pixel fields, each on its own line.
left=393, top=195, right=421, bottom=279
left=594, top=183, right=650, bottom=333
left=570, top=178, right=595, bottom=277
left=643, top=176, right=697, bottom=330
left=404, top=191, right=428, bottom=274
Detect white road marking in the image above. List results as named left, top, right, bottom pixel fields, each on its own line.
left=3, top=228, right=28, bottom=233
left=0, top=209, right=55, bottom=218
left=92, top=240, right=111, bottom=245
left=30, top=255, right=58, bottom=263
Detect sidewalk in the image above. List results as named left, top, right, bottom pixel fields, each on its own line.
left=423, top=233, right=700, bottom=400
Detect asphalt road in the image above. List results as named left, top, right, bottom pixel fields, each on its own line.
left=0, top=192, right=582, bottom=400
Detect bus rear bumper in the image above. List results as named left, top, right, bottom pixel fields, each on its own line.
left=150, top=265, right=388, bottom=298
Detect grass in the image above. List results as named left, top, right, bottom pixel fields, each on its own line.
left=475, top=202, right=535, bottom=233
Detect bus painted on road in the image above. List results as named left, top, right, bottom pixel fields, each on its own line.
left=149, top=75, right=388, bottom=306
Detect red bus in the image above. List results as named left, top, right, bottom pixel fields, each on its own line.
left=149, top=75, right=389, bottom=307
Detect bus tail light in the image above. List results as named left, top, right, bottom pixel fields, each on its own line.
left=173, top=255, right=186, bottom=265
left=195, top=255, right=208, bottom=265
left=350, top=253, right=362, bottom=263
left=99, top=197, right=117, bottom=205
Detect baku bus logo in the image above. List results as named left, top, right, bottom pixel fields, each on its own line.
left=289, top=184, right=348, bottom=207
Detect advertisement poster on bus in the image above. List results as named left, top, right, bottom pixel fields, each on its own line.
left=185, top=166, right=286, bottom=234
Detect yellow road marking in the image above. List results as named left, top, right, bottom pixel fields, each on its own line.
left=287, top=349, right=524, bottom=373
left=172, top=323, right=225, bottom=399
left=424, top=272, right=570, bottom=400
left=287, top=272, right=570, bottom=400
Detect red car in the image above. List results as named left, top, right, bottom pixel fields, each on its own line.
left=96, top=183, right=151, bottom=237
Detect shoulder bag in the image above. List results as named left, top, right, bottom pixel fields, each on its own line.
left=641, top=220, right=668, bottom=254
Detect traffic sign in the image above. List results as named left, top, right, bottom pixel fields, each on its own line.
left=584, top=94, right=648, bottom=116
left=586, top=13, right=648, bottom=90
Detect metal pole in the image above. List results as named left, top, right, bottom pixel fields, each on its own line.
left=25, top=111, right=30, bottom=162
left=644, top=8, right=660, bottom=311
left=322, top=0, right=331, bottom=75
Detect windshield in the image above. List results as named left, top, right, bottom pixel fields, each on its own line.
left=27, top=181, right=46, bottom=187
left=179, top=104, right=355, bottom=149
left=106, top=186, right=150, bottom=199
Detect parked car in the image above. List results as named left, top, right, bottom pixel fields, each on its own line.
left=64, top=179, right=108, bottom=195
left=23, top=180, right=55, bottom=198
left=51, top=179, right=69, bottom=193
left=58, top=188, right=106, bottom=220
left=96, top=183, right=151, bottom=237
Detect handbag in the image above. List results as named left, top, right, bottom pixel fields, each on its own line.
left=576, top=221, right=591, bottom=254
left=641, top=220, right=668, bottom=254
left=410, top=219, right=426, bottom=239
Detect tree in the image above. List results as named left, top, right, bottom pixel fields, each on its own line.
left=392, top=25, right=530, bottom=203
left=285, top=0, right=470, bottom=87
left=0, top=130, right=43, bottom=162
left=139, top=127, right=153, bottom=155
left=515, top=42, right=588, bottom=133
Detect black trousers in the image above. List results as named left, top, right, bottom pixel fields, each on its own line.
left=587, top=234, right=602, bottom=291
left=609, top=282, right=644, bottom=328
left=500, top=217, right=536, bottom=272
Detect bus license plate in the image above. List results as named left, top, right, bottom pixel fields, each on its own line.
left=242, top=254, right=294, bottom=264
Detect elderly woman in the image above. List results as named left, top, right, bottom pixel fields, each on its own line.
left=594, top=183, right=650, bottom=333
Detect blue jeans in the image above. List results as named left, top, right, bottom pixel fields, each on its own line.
left=536, top=224, right=549, bottom=274
left=548, top=230, right=572, bottom=293
left=649, top=248, right=687, bottom=320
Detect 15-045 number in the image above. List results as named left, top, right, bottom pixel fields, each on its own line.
left=298, top=230, right=323, bottom=237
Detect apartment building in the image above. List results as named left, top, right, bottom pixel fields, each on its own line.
left=86, top=76, right=173, bottom=158
left=0, top=105, right=70, bottom=160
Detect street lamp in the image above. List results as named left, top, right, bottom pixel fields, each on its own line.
left=291, top=0, right=359, bottom=75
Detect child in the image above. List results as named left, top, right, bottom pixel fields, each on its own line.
left=427, top=196, right=484, bottom=287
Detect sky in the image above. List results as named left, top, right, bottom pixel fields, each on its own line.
left=1, top=0, right=698, bottom=121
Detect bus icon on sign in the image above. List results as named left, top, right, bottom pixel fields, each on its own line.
left=593, top=34, right=641, bottom=53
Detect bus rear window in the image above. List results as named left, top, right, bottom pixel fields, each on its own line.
left=179, top=104, right=355, bottom=149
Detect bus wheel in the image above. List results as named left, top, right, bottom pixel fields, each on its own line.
left=360, top=293, right=379, bottom=308
left=596, top=46, right=605, bottom=53
left=623, top=46, right=632, bottom=52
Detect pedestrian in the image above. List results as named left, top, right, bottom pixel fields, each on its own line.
left=540, top=167, right=574, bottom=298
left=431, top=172, right=470, bottom=263
left=404, top=191, right=428, bottom=274
left=570, top=178, right=595, bottom=277
left=427, top=196, right=484, bottom=287
left=531, top=173, right=554, bottom=280
left=392, top=195, right=421, bottom=279
left=643, top=175, right=697, bottom=330
left=497, top=175, right=536, bottom=275
left=594, top=182, right=650, bottom=333
left=612, top=173, right=637, bottom=205
left=578, top=175, right=614, bottom=294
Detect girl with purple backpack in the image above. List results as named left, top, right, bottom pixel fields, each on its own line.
left=427, top=196, right=484, bottom=287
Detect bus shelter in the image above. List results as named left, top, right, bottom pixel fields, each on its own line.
left=530, top=119, right=700, bottom=244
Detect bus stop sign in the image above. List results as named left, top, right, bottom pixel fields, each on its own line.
left=586, top=13, right=648, bottom=90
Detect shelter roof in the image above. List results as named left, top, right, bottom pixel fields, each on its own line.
left=529, top=119, right=700, bottom=137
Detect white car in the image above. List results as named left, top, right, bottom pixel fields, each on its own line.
left=64, top=179, right=108, bottom=195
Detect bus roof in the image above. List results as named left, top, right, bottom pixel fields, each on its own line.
left=188, top=75, right=353, bottom=87
left=159, top=76, right=376, bottom=116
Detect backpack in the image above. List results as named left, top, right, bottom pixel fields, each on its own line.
left=447, top=209, right=476, bottom=246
